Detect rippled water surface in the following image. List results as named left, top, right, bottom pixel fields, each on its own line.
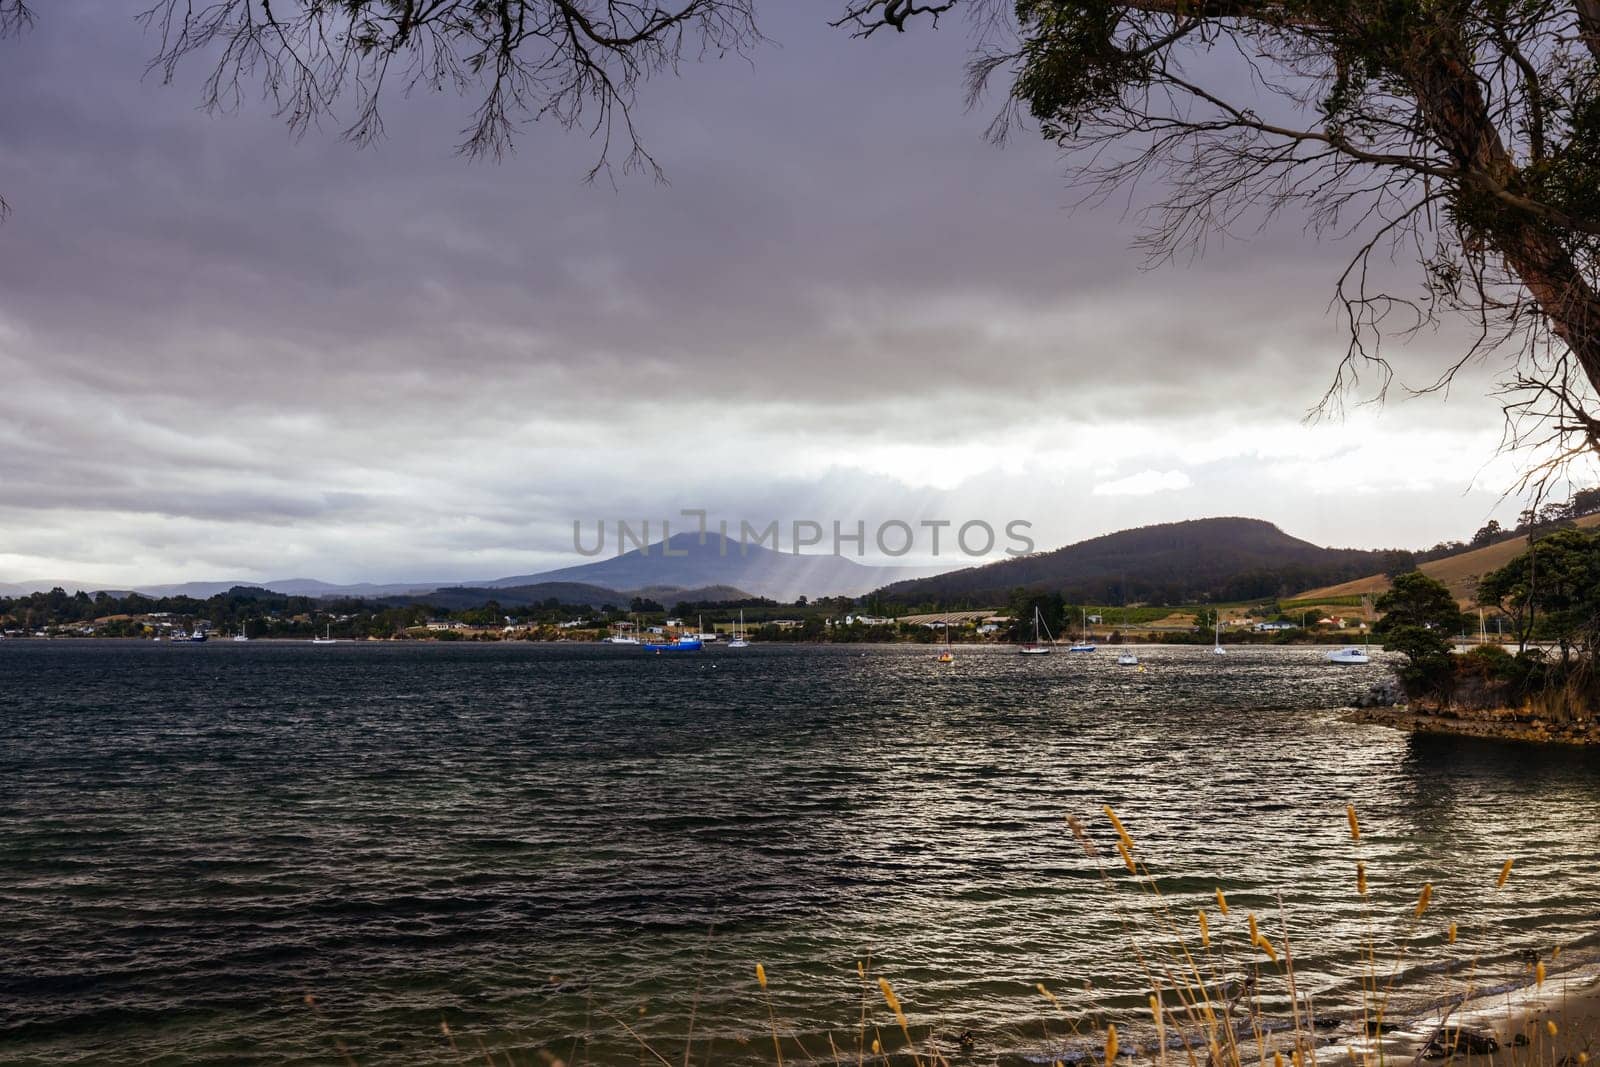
left=2, top=641, right=1597, bottom=1065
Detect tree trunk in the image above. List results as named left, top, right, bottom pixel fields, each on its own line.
left=1495, top=223, right=1600, bottom=392
left=1403, top=29, right=1600, bottom=403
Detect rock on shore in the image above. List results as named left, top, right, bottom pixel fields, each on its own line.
left=1347, top=704, right=1600, bottom=745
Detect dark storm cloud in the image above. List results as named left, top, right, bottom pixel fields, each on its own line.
left=0, top=1, right=1522, bottom=582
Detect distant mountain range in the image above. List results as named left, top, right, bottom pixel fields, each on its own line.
left=870, top=517, right=1391, bottom=606
left=478, top=532, right=941, bottom=601
left=0, top=532, right=946, bottom=604
left=0, top=518, right=1416, bottom=608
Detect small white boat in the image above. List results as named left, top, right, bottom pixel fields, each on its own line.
left=604, top=634, right=640, bottom=645
left=232, top=621, right=250, bottom=643
left=1019, top=606, right=1054, bottom=655
left=727, top=609, right=750, bottom=648
left=1328, top=605, right=1372, bottom=664
left=1117, top=650, right=1139, bottom=666
left=311, top=624, right=337, bottom=645
left=1211, top=618, right=1226, bottom=656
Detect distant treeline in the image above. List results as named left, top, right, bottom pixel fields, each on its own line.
left=1412, top=488, right=1600, bottom=565
left=1, top=584, right=864, bottom=637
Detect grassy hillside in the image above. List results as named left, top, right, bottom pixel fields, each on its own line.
left=1292, top=513, right=1600, bottom=606
left=874, top=517, right=1387, bottom=607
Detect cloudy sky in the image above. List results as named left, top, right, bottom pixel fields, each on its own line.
left=0, top=1, right=1556, bottom=586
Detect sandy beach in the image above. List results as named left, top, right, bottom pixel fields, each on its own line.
left=1309, top=964, right=1600, bottom=1067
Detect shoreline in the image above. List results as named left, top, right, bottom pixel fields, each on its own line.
left=1346, top=705, right=1600, bottom=746
left=1330, top=962, right=1600, bottom=1067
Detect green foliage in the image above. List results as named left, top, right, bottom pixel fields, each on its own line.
left=1015, top=0, right=1150, bottom=140
left=1007, top=587, right=1066, bottom=641
left=1478, top=526, right=1600, bottom=656
left=1374, top=571, right=1462, bottom=697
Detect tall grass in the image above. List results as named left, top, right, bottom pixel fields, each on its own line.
left=310, top=809, right=1587, bottom=1067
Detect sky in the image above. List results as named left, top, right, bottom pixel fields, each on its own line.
left=0, top=1, right=1561, bottom=587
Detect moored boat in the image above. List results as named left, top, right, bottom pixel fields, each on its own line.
left=1020, top=606, right=1054, bottom=655
left=1068, top=608, right=1096, bottom=652
left=644, top=636, right=703, bottom=652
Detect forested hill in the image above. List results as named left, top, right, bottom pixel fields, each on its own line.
left=872, top=517, right=1390, bottom=607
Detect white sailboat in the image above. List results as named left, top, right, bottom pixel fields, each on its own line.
left=232, top=621, right=250, bottom=642
left=1116, top=610, right=1139, bottom=665
left=311, top=624, right=337, bottom=645
left=1211, top=615, right=1226, bottom=656
left=1068, top=608, right=1096, bottom=652
left=1020, top=605, right=1055, bottom=654
left=728, top=609, right=750, bottom=648
left=936, top=615, right=954, bottom=662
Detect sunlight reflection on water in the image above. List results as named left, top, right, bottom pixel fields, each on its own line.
left=1, top=642, right=1596, bottom=1066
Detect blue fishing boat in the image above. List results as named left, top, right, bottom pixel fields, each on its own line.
left=644, top=637, right=703, bottom=652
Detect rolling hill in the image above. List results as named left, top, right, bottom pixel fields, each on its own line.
left=1292, top=512, right=1600, bottom=606
left=872, top=517, right=1389, bottom=606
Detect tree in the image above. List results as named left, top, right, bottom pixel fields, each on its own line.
left=1571, top=486, right=1600, bottom=515
left=842, top=0, right=1600, bottom=476
left=1471, top=520, right=1505, bottom=548
left=1375, top=572, right=1464, bottom=697
left=1380, top=549, right=1418, bottom=579
left=1008, top=587, right=1066, bottom=641
left=1478, top=526, right=1600, bottom=660
left=0, top=0, right=758, bottom=199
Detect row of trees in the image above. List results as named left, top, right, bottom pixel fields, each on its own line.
left=1380, top=527, right=1600, bottom=716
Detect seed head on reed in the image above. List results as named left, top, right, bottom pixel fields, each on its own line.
left=1248, top=913, right=1260, bottom=943
left=1275, top=1052, right=1286, bottom=1067
left=857, top=961, right=865, bottom=980
left=1104, top=805, right=1135, bottom=853
left=1448, top=922, right=1457, bottom=944
left=871, top=1039, right=881, bottom=1055
left=1554, top=946, right=1563, bottom=959
left=1498, top=859, right=1515, bottom=888
left=1536, top=961, right=1545, bottom=987
left=1257, top=935, right=1279, bottom=963
left=1357, top=861, right=1367, bottom=897
left=1198, top=910, right=1210, bottom=948
left=1547, top=1020, right=1559, bottom=1037
left=1346, top=805, right=1360, bottom=842
left=756, top=964, right=768, bottom=990
left=1067, top=815, right=1099, bottom=858
left=1414, top=882, right=1433, bottom=917
left=1215, top=889, right=1230, bottom=915
left=1105, top=1023, right=1119, bottom=1064
left=1037, top=983, right=1062, bottom=1009
left=878, top=977, right=909, bottom=1033
left=1117, top=840, right=1137, bottom=875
